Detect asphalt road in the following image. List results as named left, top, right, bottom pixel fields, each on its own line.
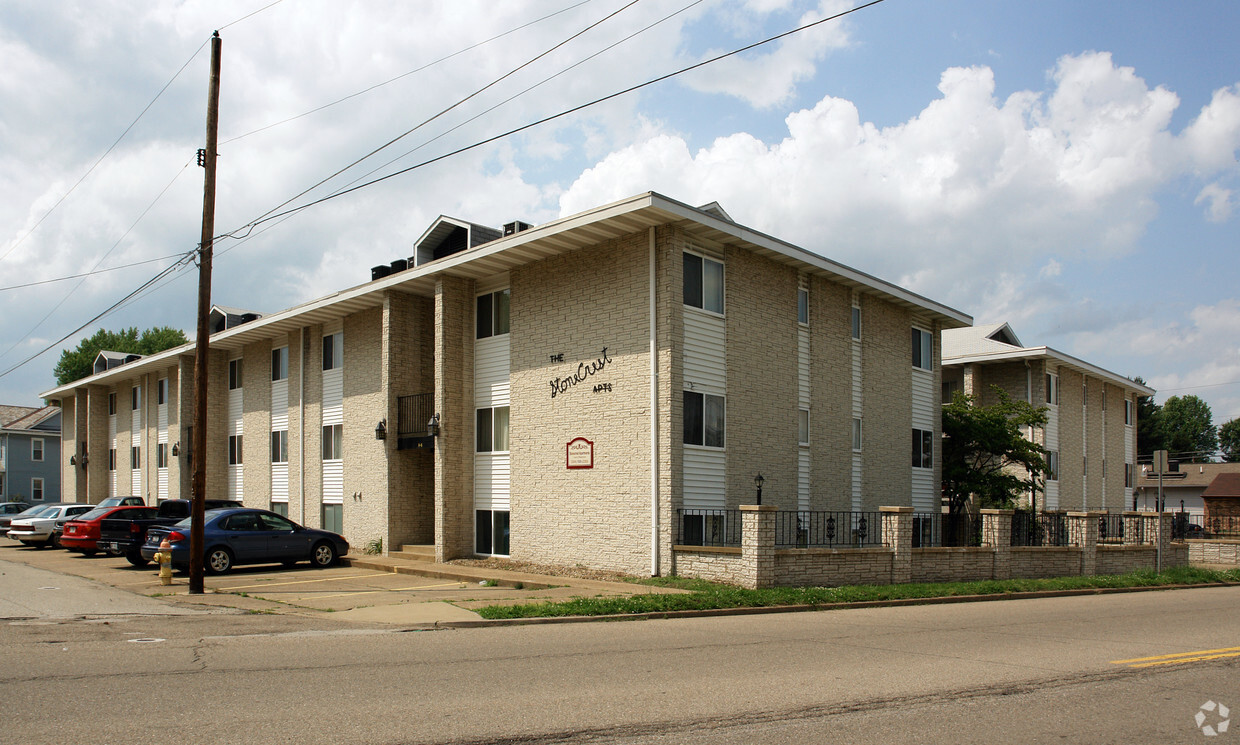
left=3, top=553, right=1237, bottom=745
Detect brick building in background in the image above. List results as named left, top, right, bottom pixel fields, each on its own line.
left=43, top=192, right=971, bottom=575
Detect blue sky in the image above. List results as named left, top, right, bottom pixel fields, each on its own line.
left=1, top=0, right=1238, bottom=433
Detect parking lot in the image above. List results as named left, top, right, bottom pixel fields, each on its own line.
left=0, top=540, right=683, bottom=626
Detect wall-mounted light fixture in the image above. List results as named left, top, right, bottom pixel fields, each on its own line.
left=171, top=442, right=181, bottom=457
left=375, top=419, right=387, bottom=440
left=69, top=455, right=77, bottom=466
left=427, top=413, right=440, bottom=438
left=79, top=454, right=89, bottom=469
left=754, top=473, right=764, bottom=506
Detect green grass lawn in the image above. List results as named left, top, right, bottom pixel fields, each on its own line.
left=475, top=566, right=1240, bottom=620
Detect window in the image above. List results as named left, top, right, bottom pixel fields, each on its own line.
left=272, top=347, right=289, bottom=381
left=322, top=503, right=343, bottom=535
left=1125, top=399, right=1133, bottom=426
left=270, top=501, right=289, bottom=518
left=681, top=513, right=727, bottom=546
left=942, top=380, right=960, bottom=402
left=475, top=509, right=510, bottom=555
left=912, top=328, right=932, bottom=370
left=157, top=443, right=168, bottom=469
left=322, top=333, right=343, bottom=371
left=1125, top=462, right=1134, bottom=488
left=476, top=289, right=511, bottom=339
left=797, top=288, right=809, bottom=325
left=31, top=478, right=43, bottom=501
left=683, top=252, right=724, bottom=314
left=321, top=424, right=342, bottom=460
left=1102, top=390, right=1107, bottom=411
left=683, top=391, right=725, bottom=448
left=131, top=446, right=140, bottom=469
left=228, top=435, right=243, bottom=465
left=1046, top=451, right=1059, bottom=481
left=31, top=438, right=43, bottom=462
left=851, top=306, right=861, bottom=340
left=108, top=392, right=117, bottom=416
left=157, top=379, right=168, bottom=405
left=1045, top=373, right=1059, bottom=405
left=132, top=385, right=141, bottom=410
left=228, top=359, right=243, bottom=390
left=109, top=448, right=117, bottom=471
left=798, top=409, right=810, bottom=445
left=852, top=418, right=863, bottom=451
left=475, top=407, right=510, bottom=453
left=1083, top=456, right=1088, bottom=478
left=271, top=430, right=289, bottom=463
left=912, top=428, right=933, bottom=469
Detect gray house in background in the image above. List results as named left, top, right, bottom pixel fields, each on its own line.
left=0, top=405, right=61, bottom=503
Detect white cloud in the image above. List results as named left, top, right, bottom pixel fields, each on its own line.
left=1195, top=183, right=1234, bottom=222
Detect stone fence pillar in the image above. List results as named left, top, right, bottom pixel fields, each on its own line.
left=740, top=505, right=776, bottom=590
left=1067, top=511, right=1101, bottom=576
left=881, top=507, right=913, bottom=584
left=1122, top=512, right=1143, bottom=546
left=981, top=510, right=1013, bottom=580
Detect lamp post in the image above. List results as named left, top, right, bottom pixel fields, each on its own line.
left=754, top=473, right=764, bottom=506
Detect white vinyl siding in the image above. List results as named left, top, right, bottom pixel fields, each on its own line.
left=1124, top=396, right=1134, bottom=505
left=798, top=302, right=810, bottom=510
left=322, top=327, right=344, bottom=503
left=684, top=448, right=727, bottom=509
left=108, top=397, right=118, bottom=498
left=683, top=310, right=726, bottom=394
left=272, top=370, right=289, bottom=503
left=911, top=322, right=935, bottom=511
left=157, top=378, right=168, bottom=501
left=851, top=293, right=863, bottom=512
left=474, top=286, right=511, bottom=546
left=1044, top=391, right=1060, bottom=510
left=131, top=385, right=142, bottom=496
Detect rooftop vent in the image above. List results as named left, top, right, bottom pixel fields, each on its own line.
left=503, top=221, right=532, bottom=236
left=371, top=265, right=392, bottom=281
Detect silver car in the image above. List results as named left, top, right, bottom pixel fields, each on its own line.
left=9, top=504, right=92, bottom=548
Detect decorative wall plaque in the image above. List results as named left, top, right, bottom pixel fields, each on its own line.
left=566, top=437, right=594, bottom=469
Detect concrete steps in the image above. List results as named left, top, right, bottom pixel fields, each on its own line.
left=394, top=544, right=436, bottom=561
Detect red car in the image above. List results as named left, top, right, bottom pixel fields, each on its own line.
left=60, top=506, right=154, bottom=556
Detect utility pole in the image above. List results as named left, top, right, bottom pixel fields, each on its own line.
left=190, top=30, right=222, bottom=595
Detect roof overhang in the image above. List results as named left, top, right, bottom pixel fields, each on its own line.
left=943, top=346, right=1155, bottom=397
left=43, top=191, right=971, bottom=398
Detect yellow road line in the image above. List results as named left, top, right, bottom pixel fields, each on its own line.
left=1128, top=651, right=1240, bottom=669
left=1112, top=646, right=1240, bottom=665
left=221, top=574, right=377, bottom=591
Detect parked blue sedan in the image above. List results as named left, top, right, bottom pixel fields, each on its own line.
left=141, top=508, right=348, bottom=574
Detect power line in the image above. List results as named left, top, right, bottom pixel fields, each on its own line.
left=0, top=253, right=188, bottom=292
left=224, top=0, right=886, bottom=239
left=237, top=0, right=645, bottom=232
left=219, top=0, right=595, bottom=146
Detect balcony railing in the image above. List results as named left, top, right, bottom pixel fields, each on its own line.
left=396, top=393, right=434, bottom=450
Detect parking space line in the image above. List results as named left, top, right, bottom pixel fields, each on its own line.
left=220, top=574, right=378, bottom=591
left=314, top=581, right=467, bottom=599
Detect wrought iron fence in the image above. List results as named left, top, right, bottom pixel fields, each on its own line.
left=1177, top=514, right=1240, bottom=539
left=1097, top=513, right=1125, bottom=544
left=396, top=393, right=434, bottom=437
left=677, top=509, right=741, bottom=547
left=910, top=512, right=982, bottom=547
left=1011, top=512, right=1069, bottom=547
left=774, top=511, right=885, bottom=548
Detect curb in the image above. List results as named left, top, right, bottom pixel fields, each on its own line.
left=412, top=580, right=1240, bottom=630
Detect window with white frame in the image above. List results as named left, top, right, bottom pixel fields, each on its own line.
left=157, top=443, right=168, bottom=469
left=271, top=430, right=289, bottom=463
left=852, top=418, right=863, bottom=451
left=798, top=409, right=810, bottom=445
left=131, top=385, right=141, bottom=410
left=476, top=289, right=511, bottom=339
left=322, top=333, right=343, bottom=371
left=321, top=424, right=342, bottom=460
left=31, top=478, right=43, bottom=501
left=228, top=359, right=243, bottom=390
left=109, top=448, right=117, bottom=471
left=272, top=347, right=288, bottom=381
left=228, top=435, right=243, bottom=465
left=912, top=428, right=933, bottom=469
left=1125, top=462, right=1134, bottom=488
left=1046, top=450, right=1060, bottom=481
left=683, top=252, right=724, bottom=314
left=1045, top=373, right=1059, bottom=405
left=851, top=306, right=861, bottom=340
left=130, top=446, right=140, bottom=469
left=157, top=378, right=168, bottom=405
left=108, top=393, right=117, bottom=416
left=683, top=391, right=725, bottom=448
left=912, top=328, right=932, bottom=370
left=31, top=438, right=43, bottom=462
left=475, top=407, right=510, bottom=453
left=797, top=288, right=809, bottom=325
left=1125, top=399, right=1133, bottom=426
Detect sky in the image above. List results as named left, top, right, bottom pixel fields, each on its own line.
left=1, top=0, right=1238, bottom=431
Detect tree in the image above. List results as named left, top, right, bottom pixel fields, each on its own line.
left=1159, top=395, right=1218, bottom=462
left=1132, top=376, right=1164, bottom=456
left=53, top=326, right=189, bottom=385
left=942, top=387, right=1049, bottom=514
left=1219, top=417, right=1240, bottom=463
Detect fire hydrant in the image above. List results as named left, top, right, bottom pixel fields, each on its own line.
left=153, top=537, right=173, bottom=586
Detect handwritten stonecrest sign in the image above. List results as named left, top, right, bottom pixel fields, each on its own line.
left=549, top=347, right=612, bottom=399
left=566, top=437, right=594, bottom=469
